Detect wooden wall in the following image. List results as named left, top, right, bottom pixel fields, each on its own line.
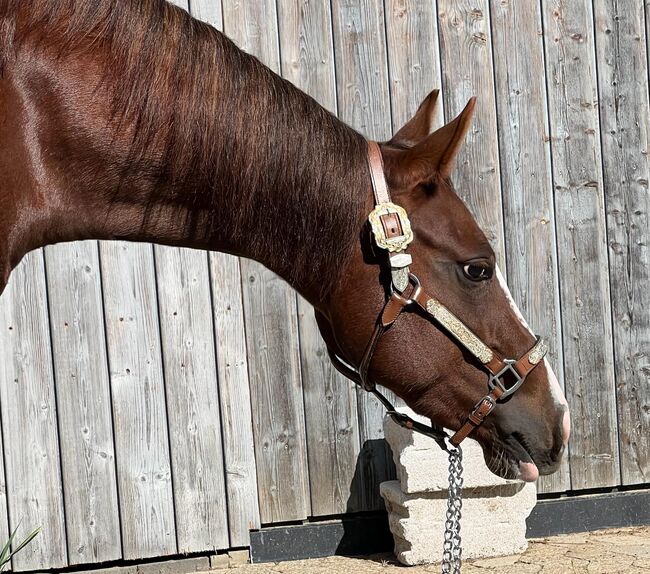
left=0, top=0, right=647, bottom=570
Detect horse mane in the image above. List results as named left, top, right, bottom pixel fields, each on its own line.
left=0, top=0, right=368, bottom=294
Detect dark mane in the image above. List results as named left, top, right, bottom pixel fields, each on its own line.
left=0, top=0, right=368, bottom=293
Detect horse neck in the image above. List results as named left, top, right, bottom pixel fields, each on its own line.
left=3, top=18, right=370, bottom=305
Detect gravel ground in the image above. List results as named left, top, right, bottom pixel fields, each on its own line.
left=214, top=526, right=650, bottom=574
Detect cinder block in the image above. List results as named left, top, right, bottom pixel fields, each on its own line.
left=137, top=556, right=210, bottom=574
left=209, top=553, right=230, bottom=570
left=380, top=480, right=536, bottom=565
left=228, top=549, right=250, bottom=566
left=381, top=408, right=537, bottom=566
left=384, top=408, right=515, bottom=492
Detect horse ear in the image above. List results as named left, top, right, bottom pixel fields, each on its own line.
left=399, top=97, right=476, bottom=183
left=389, top=89, right=440, bottom=148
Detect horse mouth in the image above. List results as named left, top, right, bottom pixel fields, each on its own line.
left=484, top=433, right=539, bottom=483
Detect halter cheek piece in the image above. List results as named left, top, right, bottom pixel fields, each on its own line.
left=327, top=141, right=548, bottom=452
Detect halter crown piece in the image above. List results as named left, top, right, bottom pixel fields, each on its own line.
left=328, top=141, right=549, bottom=451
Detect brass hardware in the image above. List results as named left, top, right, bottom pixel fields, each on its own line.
left=368, top=202, right=414, bottom=252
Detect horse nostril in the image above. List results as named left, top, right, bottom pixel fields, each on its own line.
left=562, top=408, right=571, bottom=444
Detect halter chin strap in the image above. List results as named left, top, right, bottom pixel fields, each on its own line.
left=328, top=141, right=548, bottom=451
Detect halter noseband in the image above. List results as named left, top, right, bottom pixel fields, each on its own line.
left=327, top=141, right=548, bottom=451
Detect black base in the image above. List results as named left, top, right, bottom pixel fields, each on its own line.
left=527, top=488, right=650, bottom=538
left=250, top=513, right=393, bottom=564
left=250, top=488, right=650, bottom=564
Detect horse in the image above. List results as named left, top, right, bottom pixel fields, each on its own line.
left=0, top=0, right=569, bottom=483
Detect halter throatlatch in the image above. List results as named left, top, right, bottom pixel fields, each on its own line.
left=328, top=140, right=549, bottom=451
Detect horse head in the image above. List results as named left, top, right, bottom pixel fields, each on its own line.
left=320, top=90, right=570, bottom=482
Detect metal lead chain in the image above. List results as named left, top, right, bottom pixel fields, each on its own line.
left=441, top=446, right=464, bottom=574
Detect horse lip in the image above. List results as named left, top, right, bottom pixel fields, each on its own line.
left=506, top=434, right=541, bottom=481
left=506, top=433, right=535, bottom=465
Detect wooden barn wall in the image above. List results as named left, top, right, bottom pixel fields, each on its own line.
left=0, top=0, right=647, bottom=570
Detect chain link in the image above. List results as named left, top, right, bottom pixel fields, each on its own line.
left=441, top=446, right=464, bottom=574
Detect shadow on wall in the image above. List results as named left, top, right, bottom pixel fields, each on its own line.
left=248, top=439, right=397, bottom=563
left=335, top=438, right=396, bottom=556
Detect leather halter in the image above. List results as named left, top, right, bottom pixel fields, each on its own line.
left=328, top=141, right=548, bottom=451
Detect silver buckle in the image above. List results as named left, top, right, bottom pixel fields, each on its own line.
left=488, top=359, right=525, bottom=399
left=473, top=394, right=496, bottom=415
left=368, top=202, right=414, bottom=252
left=388, top=273, right=422, bottom=307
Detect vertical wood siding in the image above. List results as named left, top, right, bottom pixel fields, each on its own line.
left=489, top=0, right=569, bottom=494
left=330, top=0, right=398, bottom=513
left=0, top=1, right=647, bottom=570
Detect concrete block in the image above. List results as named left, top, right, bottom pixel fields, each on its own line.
left=137, top=556, right=210, bottom=574
left=75, top=567, right=138, bottom=574
left=384, top=407, right=518, bottom=492
left=380, top=480, right=536, bottom=565
left=228, top=549, right=250, bottom=566
left=209, top=553, right=230, bottom=570
left=381, top=407, right=537, bottom=566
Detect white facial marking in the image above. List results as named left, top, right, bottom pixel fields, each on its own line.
left=494, top=266, right=568, bottom=409
left=546, top=357, right=569, bottom=409
left=495, top=266, right=533, bottom=335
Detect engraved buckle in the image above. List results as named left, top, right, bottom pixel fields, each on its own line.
left=388, top=273, right=422, bottom=306
left=368, top=202, right=414, bottom=252
left=488, top=359, right=525, bottom=399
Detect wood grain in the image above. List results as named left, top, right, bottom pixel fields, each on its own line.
left=489, top=0, right=569, bottom=494
left=188, top=0, right=222, bottom=28
left=187, top=0, right=261, bottom=546
left=155, top=246, right=229, bottom=552
left=330, top=0, right=397, bottom=512
left=209, top=253, right=261, bottom=545
left=541, top=0, right=619, bottom=488
left=277, top=0, right=363, bottom=517
left=385, top=0, right=444, bottom=131
left=45, top=241, right=122, bottom=564
left=0, top=251, right=67, bottom=571
left=437, top=0, right=506, bottom=269
left=222, top=0, right=311, bottom=523
left=100, top=242, right=176, bottom=558
left=596, top=0, right=650, bottom=485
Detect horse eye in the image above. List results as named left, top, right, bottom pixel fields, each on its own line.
left=462, top=262, right=493, bottom=282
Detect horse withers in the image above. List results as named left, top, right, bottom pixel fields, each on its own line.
left=0, top=0, right=569, bottom=481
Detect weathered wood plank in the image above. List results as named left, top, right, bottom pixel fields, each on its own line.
left=99, top=242, right=176, bottom=558
left=330, top=0, right=396, bottom=512
left=188, top=0, right=261, bottom=546
left=541, top=0, right=619, bottom=488
left=0, top=251, right=67, bottom=571
left=157, top=0, right=229, bottom=554
left=596, top=0, right=650, bottom=484
left=277, top=0, right=362, bottom=517
left=436, top=0, right=506, bottom=268
left=384, top=0, right=444, bottom=131
left=209, top=253, right=261, bottom=546
left=155, top=246, right=229, bottom=552
left=45, top=241, right=122, bottom=564
left=295, top=298, right=361, bottom=516
left=0, top=435, right=8, bottom=562
left=238, top=261, right=310, bottom=523
left=489, top=0, right=569, bottom=493
left=222, top=0, right=311, bottom=523
left=188, top=0, right=222, bottom=28
left=0, top=425, right=9, bottom=562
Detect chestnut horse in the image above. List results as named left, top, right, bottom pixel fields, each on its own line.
left=0, top=0, right=569, bottom=482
